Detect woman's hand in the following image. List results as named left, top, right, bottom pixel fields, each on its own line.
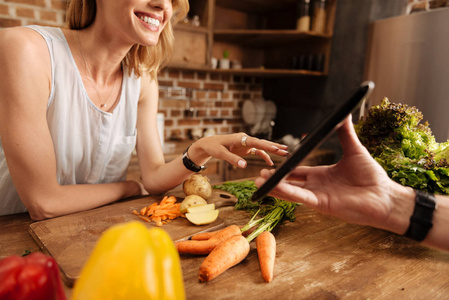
left=254, top=115, right=416, bottom=234
left=188, top=133, right=289, bottom=168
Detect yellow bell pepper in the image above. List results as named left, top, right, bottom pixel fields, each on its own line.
left=71, top=221, right=185, bottom=300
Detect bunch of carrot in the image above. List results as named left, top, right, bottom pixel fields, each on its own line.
left=175, top=223, right=276, bottom=283
left=181, top=180, right=299, bottom=283
left=132, top=195, right=184, bottom=227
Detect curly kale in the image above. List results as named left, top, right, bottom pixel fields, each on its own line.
left=355, top=97, right=449, bottom=194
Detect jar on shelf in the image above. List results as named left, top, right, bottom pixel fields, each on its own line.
left=192, top=15, right=200, bottom=27
left=296, top=0, right=311, bottom=32
left=311, top=0, right=327, bottom=34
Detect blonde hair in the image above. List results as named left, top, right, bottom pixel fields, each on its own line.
left=65, top=0, right=189, bottom=79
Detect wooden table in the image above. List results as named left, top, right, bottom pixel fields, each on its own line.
left=1, top=190, right=449, bottom=299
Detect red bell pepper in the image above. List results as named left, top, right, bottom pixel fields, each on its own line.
left=0, top=252, right=66, bottom=300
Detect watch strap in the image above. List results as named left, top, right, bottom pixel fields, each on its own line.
left=182, top=146, right=207, bottom=173
left=404, top=190, right=437, bottom=242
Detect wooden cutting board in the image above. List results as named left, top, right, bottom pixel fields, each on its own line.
left=29, top=190, right=237, bottom=286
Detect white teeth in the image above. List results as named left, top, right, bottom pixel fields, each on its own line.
left=140, top=15, right=160, bottom=27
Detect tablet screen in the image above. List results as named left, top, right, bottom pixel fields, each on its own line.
left=250, top=81, right=375, bottom=202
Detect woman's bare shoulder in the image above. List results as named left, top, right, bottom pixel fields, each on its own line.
left=0, top=27, right=51, bottom=105
left=0, top=27, right=50, bottom=67
left=0, top=26, right=48, bottom=46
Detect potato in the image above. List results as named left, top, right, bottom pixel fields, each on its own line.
left=185, top=209, right=219, bottom=225
left=180, top=195, right=207, bottom=214
left=182, top=174, right=212, bottom=199
left=187, top=203, right=215, bottom=214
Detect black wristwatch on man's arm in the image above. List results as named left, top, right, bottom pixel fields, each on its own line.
left=403, top=190, right=437, bottom=242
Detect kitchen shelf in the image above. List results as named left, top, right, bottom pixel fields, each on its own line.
left=175, top=23, right=209, bottom=34
left=215, top=0, right=297, bottom=14
left=168, top=0, right=337, bottom=77
left=213, top=68, right=326, bottom=77
left=214, top=29, right=332, bottom=47
left=166, top=63, right=326, bottom=77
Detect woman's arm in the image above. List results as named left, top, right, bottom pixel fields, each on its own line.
left=0, top=28, right=141, bottom=220
left=136, top=75, right=289, bottom=194
left=255, top=115, right=449, bottom=251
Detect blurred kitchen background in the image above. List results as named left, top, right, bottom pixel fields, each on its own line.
left=1, top=0, right=448, bottom=182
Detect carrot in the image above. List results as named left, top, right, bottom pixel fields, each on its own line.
left=190, top=230, right=219, bottom=240
left=132, top=195, right=184, bottom=226
left=140, top=206, right=147, bottom=216
left=160, top=195, right=177, bottom=204
left=198, top=235, right=250, bottom=282
left=190, top=225, right=241, bottom=241
left=145, top=202, right=158, bottom=217
left=207, top=225, right=241, bottom=241
left=256, top=231, right=276, bottom=283
left=176, top=225, right=241, bottom=255
left=152, top=216, right=163, bottom=227
left=138, top=215, right=151, bottom=223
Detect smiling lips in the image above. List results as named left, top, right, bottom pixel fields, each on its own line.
left=136, top=13, right=161, bottom=29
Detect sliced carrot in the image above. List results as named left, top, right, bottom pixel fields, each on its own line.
left=154, top=210, right=179, bottom=217
left=158, top=202, right=173, bottom=210
left=168, top=196, right=177, bottom=202
left=132, top=195, right=183, bottom=226
left=256, top=231, right=276, bottom=283
left=147, top=202, right=158, bottom=209
left=145, top=203, right=158, bottom=216
left=198, top=235, right=250, bottom=282
left=159, top=195, right=169, bottom=204
left=161, top=195, right=177, bottom=205
left=140, top=206, right=147, bottom=216
left=138, top=215, right=151, bottom=223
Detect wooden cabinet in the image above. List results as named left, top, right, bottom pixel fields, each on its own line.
left=170, top=0, right=212, bottom=68
left=169, top=0, right=337, bottom=77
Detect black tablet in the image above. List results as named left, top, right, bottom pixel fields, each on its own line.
left=250, top=81, right=375, bottom=202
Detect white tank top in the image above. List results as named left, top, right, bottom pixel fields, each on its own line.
left=0, top=25, right=141, bottom=216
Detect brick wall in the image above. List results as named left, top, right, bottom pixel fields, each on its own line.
left=159, top=69, right=262, bottom=140
left=0, top=1, right=262, bottom=141
left=0, top=0, right=67, bottom=28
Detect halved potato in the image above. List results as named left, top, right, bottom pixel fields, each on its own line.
left=180, top=195, right=207, bottom=214
left=187, top=203, right=215, bottom=214
left=185, top=209, right=219, bottom=225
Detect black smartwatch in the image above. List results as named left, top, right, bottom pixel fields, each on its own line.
left=182, top=146, right=207, bottom=173
left=404, top=190, right=437, bottom=242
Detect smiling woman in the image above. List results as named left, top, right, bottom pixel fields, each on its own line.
left=0, top=0, right=288, bottom=220
left=66, top=0, right=189, bottom=79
